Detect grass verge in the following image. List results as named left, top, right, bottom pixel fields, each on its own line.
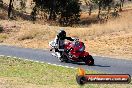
left=0, top=56, right=132, bottom=88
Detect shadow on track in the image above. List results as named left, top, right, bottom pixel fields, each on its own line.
left=94, top=65, right=111, bottom=67
left=69, top=61, right=111, bottom=68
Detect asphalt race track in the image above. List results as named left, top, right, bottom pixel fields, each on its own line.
left=0, top=45, right=132, bottom=75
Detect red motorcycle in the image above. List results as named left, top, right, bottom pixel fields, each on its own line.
left=49, top=38, right=94, bottom=66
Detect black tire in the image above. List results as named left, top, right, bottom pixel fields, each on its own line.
left=84, top=55, right=94, bottom=66
left=76, top=75, right=86, bottom=85
left=58, top=57, right=65, bottom=62
left=59, top=54, right=69, bottom=63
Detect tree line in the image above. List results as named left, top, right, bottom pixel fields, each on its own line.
left=0, top=0, right=131, bottom=26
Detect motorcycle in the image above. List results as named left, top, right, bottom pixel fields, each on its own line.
left=49, top=38, right=94, bottom=66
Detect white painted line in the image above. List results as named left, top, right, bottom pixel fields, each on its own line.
left=7, top=56, right=12, bottom=58
left=47, top=62, right=76, bottom=69
left=0, top=55, right=76, bottom=69
left=0, top=55, right=5, bottom=57
left=34, top=61, right=39, bottom=63
left=47, top=62, right=52, bottom=64
left=13, top=57, right=17, bottom=59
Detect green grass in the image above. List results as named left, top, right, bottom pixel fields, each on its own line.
left=0, top=56, right=97, bottom=87
left=0, top=56, right=131, bottom=88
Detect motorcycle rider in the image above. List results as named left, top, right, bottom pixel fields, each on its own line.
left=53, top=29, right=74, bottom=58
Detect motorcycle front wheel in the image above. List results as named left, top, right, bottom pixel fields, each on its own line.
left=58, top=54, right=69, bottom=63
left=84, top=55, right=94, bottom=66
